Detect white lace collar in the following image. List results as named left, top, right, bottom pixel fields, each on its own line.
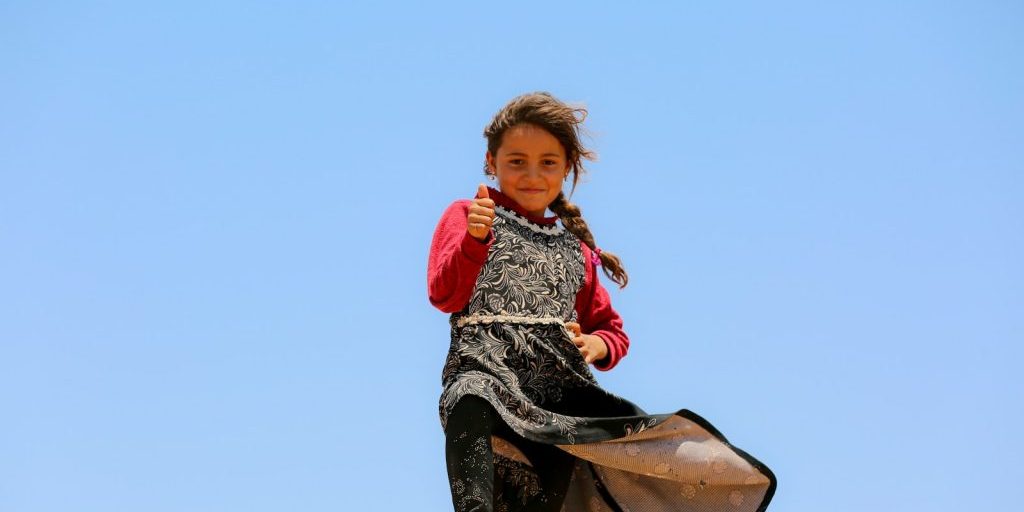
left=494, top=205, right=565, bottom=235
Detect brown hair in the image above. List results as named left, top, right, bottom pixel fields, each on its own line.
left=483, top=91, right=628, bottom=289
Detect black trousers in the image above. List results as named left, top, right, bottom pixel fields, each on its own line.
left=444, top=395, right=576, bottom=512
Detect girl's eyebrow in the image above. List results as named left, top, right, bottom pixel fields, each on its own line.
left=505, top=151, right=563, bottom=157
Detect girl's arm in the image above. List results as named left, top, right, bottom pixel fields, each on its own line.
left=427, top=200, right=494, bottom=313
left=574, top=243, right=629, bottom=371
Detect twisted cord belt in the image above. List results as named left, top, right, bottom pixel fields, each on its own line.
left=455, top=313, right=567, bottom=328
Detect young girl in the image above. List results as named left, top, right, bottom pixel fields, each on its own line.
left=428, top=92, right=776, bottom=512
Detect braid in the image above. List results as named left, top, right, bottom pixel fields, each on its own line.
left=549, top=192, right=628, bottom=289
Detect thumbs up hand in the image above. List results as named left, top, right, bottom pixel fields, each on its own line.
left=467, top=183, right=496, bottom=242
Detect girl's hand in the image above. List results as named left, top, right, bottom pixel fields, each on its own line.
left=467, top=183, right=496, bottom=242
left=564, top=322, right=609, bottom=365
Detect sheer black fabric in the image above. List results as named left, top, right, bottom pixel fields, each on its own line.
left=445, top=395, right=575, bottom=512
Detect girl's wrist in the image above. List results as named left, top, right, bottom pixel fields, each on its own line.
left=591, top=334, right=609, bottom=360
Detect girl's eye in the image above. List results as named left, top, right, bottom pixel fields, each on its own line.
left=509, top=159, right=524, bottom=165
left=543, top=160, right=557, bottom=166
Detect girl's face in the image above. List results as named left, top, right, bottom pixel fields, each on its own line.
left=486, top=123, right=570, bottom=218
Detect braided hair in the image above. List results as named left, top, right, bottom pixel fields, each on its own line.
left=483, top=91, right=628, bottom=289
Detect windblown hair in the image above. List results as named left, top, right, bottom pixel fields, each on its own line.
left=483, top=91, right=628, bottom=289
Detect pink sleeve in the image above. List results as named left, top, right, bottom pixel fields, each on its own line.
left=427, top=200, right=494, bottom=313
left=574, top=243, right=630, bottom=371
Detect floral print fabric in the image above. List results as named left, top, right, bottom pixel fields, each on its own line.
left=438, top=204, right=776, bottom=511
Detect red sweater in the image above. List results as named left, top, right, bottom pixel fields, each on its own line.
left=427, top=186, right=629, bottom=371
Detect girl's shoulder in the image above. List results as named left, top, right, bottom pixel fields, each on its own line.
left=437, top=198, right=473, bottom=219
left=444, top=198, right=473, bottom=209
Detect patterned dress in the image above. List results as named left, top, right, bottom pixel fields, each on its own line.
left=437, top=200, right=776, bottom=512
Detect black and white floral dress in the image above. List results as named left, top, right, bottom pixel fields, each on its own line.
left=439, top=203, right=776, bottom=512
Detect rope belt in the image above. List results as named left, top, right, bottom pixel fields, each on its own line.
left=455, top=314, right=567, bottom=328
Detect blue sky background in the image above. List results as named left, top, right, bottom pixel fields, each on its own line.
left=2, top=1, right=1021, bottom=511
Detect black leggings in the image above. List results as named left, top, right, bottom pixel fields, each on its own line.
left=444, top=395, right=576, bottom=512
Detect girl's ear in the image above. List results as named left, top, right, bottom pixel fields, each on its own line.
left=485, top=151, right=495, bottom=172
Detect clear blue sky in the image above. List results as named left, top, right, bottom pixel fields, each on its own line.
left=2, top=2, right=1021, bottom=511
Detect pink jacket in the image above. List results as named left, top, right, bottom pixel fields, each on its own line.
left=426, top=187, right=629, bottom=370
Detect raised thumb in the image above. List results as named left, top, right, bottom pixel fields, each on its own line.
left=476, top=183, right=489, bottom=199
